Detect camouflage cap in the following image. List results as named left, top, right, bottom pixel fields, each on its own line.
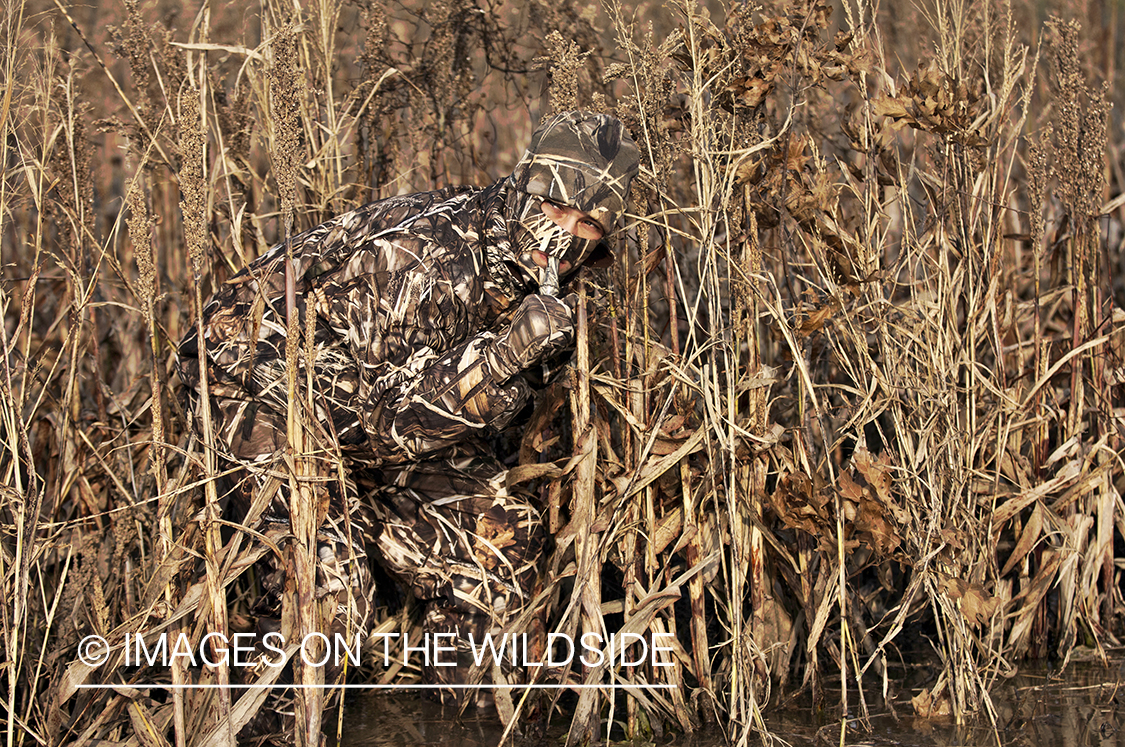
left=508, top=111, right=640, bottom=230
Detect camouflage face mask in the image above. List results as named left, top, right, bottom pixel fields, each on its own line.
left=508, top=194, right=599, bottom=280
left=507, top=111, right=640, bottom=282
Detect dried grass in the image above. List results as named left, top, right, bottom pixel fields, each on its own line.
left=2, top=0, right=1125, bottom=744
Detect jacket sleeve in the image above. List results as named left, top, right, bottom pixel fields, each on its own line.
left=316, top=219, right=532, bottom=462
left=366, top=334, right=531, bottom=461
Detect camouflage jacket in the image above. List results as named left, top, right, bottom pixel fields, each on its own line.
left=177, top=181, right=550, bottom=465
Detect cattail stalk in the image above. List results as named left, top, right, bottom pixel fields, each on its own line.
left=129, top=157, right=187, bottom=746
left=563, top=279, right=609, bottom=746
left=180, top=84, right=233, bottom=736
left=271, top=22, right=324, bottom=744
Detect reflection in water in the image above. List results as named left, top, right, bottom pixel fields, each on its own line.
left=334, top=695, right=511, bottom=747
left=339, top=661, right=1125, bottom=746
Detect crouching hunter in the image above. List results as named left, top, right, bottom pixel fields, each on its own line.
left=177, top=111, right=641, bottom=701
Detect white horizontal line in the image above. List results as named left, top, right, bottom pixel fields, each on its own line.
left=78, top=683, right=676, bottom=690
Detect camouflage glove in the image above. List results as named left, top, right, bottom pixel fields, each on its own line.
left=487, top=294, right=576, bottom=380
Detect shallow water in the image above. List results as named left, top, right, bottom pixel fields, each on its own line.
left=337, top=659, right=1125, bottom=746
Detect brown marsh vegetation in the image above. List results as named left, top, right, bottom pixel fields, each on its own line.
left=2, top=0, right=1125, bottom=744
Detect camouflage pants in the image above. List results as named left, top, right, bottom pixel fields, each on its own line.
left=361, top=453, right=544, bottom=682
left=217, top=400, right=544, bottom=685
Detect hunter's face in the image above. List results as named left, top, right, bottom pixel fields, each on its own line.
left=510, top=190, right=613, bottom=286
left=531, top=199, right=605, bottom=274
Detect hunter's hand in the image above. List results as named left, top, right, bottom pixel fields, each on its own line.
left=487, top=294, right=577, bottom=379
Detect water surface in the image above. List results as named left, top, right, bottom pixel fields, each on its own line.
left=338, top=659, right=1125, bottom=746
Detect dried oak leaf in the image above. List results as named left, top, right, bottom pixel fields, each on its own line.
left=938, top=573, right=1002, bottom=627
left=912, top=683, right=952, bottom=719
left=872, top=93, right=911, bottom=122
left=795, top=298, right=841, bottom=337
left=838, top=449, right=907, bottom=557
left=771, top=471, right=834, bottom=539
